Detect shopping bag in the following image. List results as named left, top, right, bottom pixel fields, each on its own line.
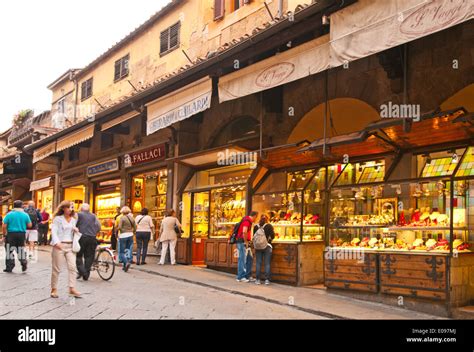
left=73, top=232, right=82, bottom=253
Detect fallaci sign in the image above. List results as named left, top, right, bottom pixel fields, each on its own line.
left=87, top=159, right=119, bottom=177
left=123, top=144, right=167, bottom=168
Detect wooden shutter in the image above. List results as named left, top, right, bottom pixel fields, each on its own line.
left=160, top=29, right=169, bottom=54
left=214, top=0, right=225, bottom=20
left=169, top=22, right=180, bottom=49
left=114, top=60, right=121, bottom=81
left=81, top=81, right=87, bottom=100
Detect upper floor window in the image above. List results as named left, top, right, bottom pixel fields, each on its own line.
left=160, top=21, right=181, bottom=56
left=58, top=98, right=66, bottom=114
left=69, top=146, right=80, bottom=162
left=214, top=0, right=250, bottom=20
left=81, top=78, right=93, bottom=101
left=114, top=54, right=130, bottom=82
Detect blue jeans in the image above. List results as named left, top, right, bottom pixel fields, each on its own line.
left=255, top=246, right=272, bottom=281
left=236, top=242, right=253, bottom=280
left=119, top=237, right=133, bottom=266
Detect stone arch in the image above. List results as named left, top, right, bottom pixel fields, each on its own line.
left=208, top=115, right=260, bottom=149
left=287, top=98, right=380, bottom=144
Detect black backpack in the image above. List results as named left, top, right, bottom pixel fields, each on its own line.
left=228, top=220, right=243, bottom=245
left=25, top=208, right=39, bottom=228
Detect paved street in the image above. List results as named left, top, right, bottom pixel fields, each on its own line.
left=0, top=248, right=441, bottom=320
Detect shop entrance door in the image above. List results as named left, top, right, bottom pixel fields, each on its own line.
left=192, top=192, right=209, bottom=266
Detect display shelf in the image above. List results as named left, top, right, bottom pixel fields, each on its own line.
left=329, top=225, right=390, bottom=229
left=388, top=226, right=468, bottom=231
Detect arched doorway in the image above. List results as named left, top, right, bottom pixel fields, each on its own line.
left=287, top=98, right=380, bottom=144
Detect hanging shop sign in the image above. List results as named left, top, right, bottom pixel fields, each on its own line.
left=329, top=0, right=474, bottom=68
left=123, top=144, right=167, bottom=168
left=218, top=35, right=330, bottom=103
left=29, top=177, right=52, bottom=192
left=146, top=77, right=212, bottom=135
left=87, top=159, right=119, bottom=178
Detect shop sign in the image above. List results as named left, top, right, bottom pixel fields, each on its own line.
left=87, top=159, right=119, bottom=177
left=400, top=0, right=470, bottom=36
left=30, top=177, right=52, bottom=192
left=123, top=144, right=166, bottom=168
left=147, top=92, right=211, bottom=135
left=255, top=63, right=295, bottom=88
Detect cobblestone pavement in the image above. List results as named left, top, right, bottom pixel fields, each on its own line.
left=0, top=249, right=325, bottom=320
left=0, top=248, right=442, bottom=320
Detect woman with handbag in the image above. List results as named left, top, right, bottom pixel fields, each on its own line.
left=118, top=206, right=136, bottom=272
left=134, top=208, right=154, bottom=265
left=50, top=200, right=81, bottom=298
left=158, top=209, right=182, bottom=266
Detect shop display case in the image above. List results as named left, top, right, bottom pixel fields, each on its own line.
left=95, top=192, right=121, bottom=243
left=253, top=169, right=326, bottom=243
left=328, top=155, right=471, bottom=254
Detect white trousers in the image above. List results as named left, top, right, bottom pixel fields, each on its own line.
left=159, top=239, right=177, bottom=265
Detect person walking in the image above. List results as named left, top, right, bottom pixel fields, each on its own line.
left=236, top=211, right=258, bottom=283
left=50, top=200, right=81, bottom=298
left=111, top=206, right=121, bottom=252
left=158, top=209, right=182, bottom=266
left=253, top=215, right=275, bottom=285
left=2, top=200, right=32, bottom=273
left=24, top=201, right=42, bottom=259
left=38, top=208, right=50, bottom=246
left=117, top=206, right=136, bottom=272
left=76, top=204, right=101, bottom=281
left=135, top=208, right=154, bottom=265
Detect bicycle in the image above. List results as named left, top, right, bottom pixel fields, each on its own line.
left=91, top=243, right=115, bottom=281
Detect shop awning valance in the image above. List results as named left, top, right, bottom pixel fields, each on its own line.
left=29, top=177, right=52, bottom=192
left=147, top=77, right=212, bottom=136
left=174, top=145, right=249, bottom=167
left=33, top=141, right=57, bottom=164
left=218, top=35, right=330, bottom=103
left=329, top=0, right=474, bottom=69
left=101, top=111, right=140, bottom=131
left=56, top=124, right=95, bottom=153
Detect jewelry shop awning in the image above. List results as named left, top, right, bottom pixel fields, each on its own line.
left=218, top=35, right=330, bottom=103
left=29, top=177, right=52, bottom=192
left=147, top=77, right=212, bottom=136
left=56, top=124, right=95, bottom=153
left=33, top=141, right=57, bottom=164
left=101, top=111, right=141, bottom=131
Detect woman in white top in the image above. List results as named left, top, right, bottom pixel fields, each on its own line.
left=159, top=209, right=182, bottom=265
left=50, top=200, right=81, bottom=298
left=135, top=208, right=154, bottom=265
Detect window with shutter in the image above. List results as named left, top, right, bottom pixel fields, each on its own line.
left=81, top=78, right=93, bottom=101
left=160, top=21, right=180, bottom=56
left=114, top=55, right=130, bottom=82
left=214, top=0, right=225, bottom=20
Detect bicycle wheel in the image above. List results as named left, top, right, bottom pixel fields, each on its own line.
left=96, top=249, right=115, bottom=281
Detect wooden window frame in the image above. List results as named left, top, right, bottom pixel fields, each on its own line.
left=160, top=21, right=181, bottom=57
left=81, top=78, right=93, bottom=101
left=114, top=54, right=130, bottom=83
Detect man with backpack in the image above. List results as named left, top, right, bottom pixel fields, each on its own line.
left=24, top=201, right=42, bottom=259
left=253, top=215, right=275, bottom=285
left=235, top=211, right=258, bottom=283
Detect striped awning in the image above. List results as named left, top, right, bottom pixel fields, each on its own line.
left=56, top=125, right=95, bottom=153
left=101, top=111, right=140, bottom=131
left=33, top=141, right=57, bottom=164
